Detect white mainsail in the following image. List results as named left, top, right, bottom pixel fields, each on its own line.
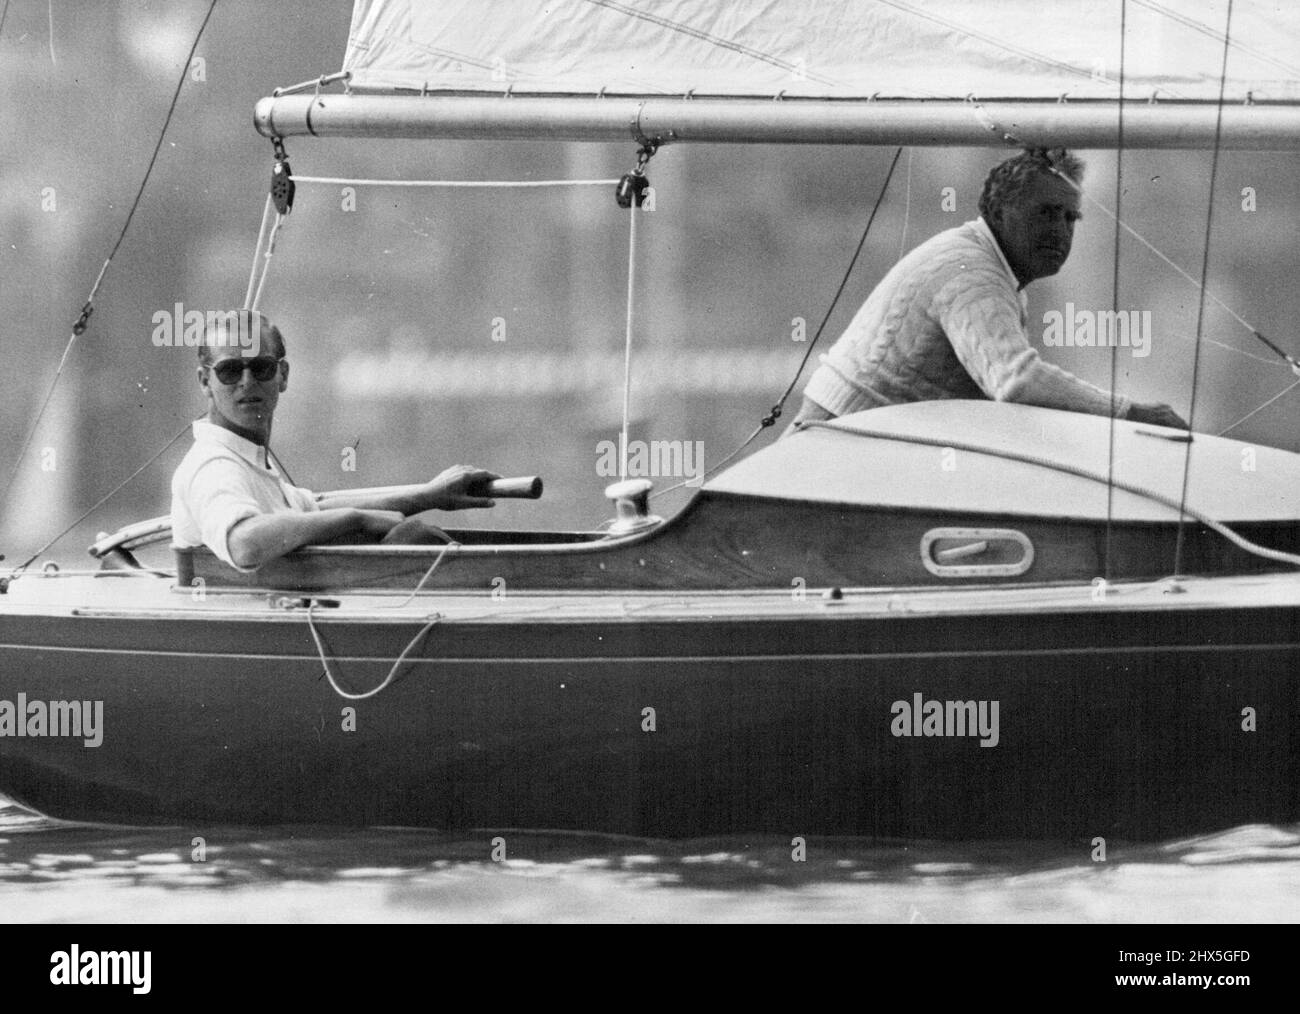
left=257, top=0, right=1300, bottom=148
left=342, top=0, right=1300, bottom=102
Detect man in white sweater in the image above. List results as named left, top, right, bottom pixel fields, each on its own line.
left=791, top=148, right=1187, bottom=431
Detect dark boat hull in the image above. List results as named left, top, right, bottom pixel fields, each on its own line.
left=2, top=584, right=1297, bottom=839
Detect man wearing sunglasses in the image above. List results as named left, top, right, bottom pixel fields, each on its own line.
left=171, top=310, right=499, bottom=571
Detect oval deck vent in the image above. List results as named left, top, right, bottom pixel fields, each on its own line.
left=920, top=527, right=1034, bottom=578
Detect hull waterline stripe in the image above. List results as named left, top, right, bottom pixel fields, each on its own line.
left=0, top=641, right=1295, bottom=664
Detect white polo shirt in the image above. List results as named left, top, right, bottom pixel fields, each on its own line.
left=171, top=420, right=318, bottom=569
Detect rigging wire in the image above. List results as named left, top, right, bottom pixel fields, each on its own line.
left=246, top=174, right=628, bottom=317
left=620, top=201, right=639, bottom=481
left=1053, top=176, right=1300, bottom=376
left=9, top=419, right=195, bottom=576
left=249, top=211, right=286, bottom=311
left=1216, top=379, right=1300, bottom=437
left=1103, top=0, right=1130, bottom=581
left=766, top=146, right=904, bottom=426
left=898, top=147, right=913, bottom=260
left=243, top=195, right=274, bottom=308
left=676, top=153, right=1294, bottom=515
left=1173, top=0, right=1237, bottom=579
left=0, top=0, right=220, bottom=519
left=651, top=147, right=904, bottom=501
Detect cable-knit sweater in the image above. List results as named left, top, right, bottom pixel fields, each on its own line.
left=802, top=217, right=1130, bottom=419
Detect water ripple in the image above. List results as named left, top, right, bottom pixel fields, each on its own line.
left=2, top=799, right=1297, bottom=922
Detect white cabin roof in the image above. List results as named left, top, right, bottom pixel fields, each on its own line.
left=706, top=401, right=1300, bottom=524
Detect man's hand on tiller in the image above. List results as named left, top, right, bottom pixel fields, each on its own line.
left=424, top=465, right=501, bottom=510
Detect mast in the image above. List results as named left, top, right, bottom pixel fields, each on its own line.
left=254, top=95, right=1300, bottom=150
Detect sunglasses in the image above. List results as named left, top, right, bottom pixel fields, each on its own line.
left=208, top=357, right=282, bottom=385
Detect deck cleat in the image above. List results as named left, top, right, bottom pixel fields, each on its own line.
left=604, top=478, right=662, bottom=536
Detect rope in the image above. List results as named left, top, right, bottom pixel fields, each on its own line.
left=243, top=195, right=274, bottom=308
left=1103, top=0, right=1130, bottom=580
left=800, top=420, right=1300, bottom=570
left=288, top=175, right=620, bottom=188
left=246, top=176, right=618, bottom=322
left=1053, top=173, right=1300, bottom=376
left=897, top=148, right=913, bottom=260
left=8, top=419, right=194, bottom=577
left=303, top=538, right=460, bottom=698
left=1050, top=145, right=1299, bottom=451
left=1174, top=0, right=1236, bottom=578
left=651, top=147, right=905, bottom=501
left=1216, top=379, right=1300, bottom=437
left=0, top=0, right=220, bottom=516
left=655, top=376, right=1300, bottom=507
left=651, top=432, right=763, bottom=500
left=307, top=606, right=442, bottom=701
left=764, top=147, right=904, bottom=427
left=381, top=539, right=460, bottom=609
left=620, top=201, right=638, bottom=481
left=249, top=212, right=285, bottom=311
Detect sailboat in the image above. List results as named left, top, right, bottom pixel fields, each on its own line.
left=1, top=0, right=1298, bottom=839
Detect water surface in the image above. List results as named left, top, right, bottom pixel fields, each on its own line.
left=3, top=801, right=1297, bottom=923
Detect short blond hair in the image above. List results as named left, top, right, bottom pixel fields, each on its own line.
left=196, top=309, right=285, bottom=363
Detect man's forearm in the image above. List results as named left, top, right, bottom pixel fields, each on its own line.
left=315, top=486, right=428, bottom=514
left=995, top=351, right=1131, bottom=419
left=226, top=509, right=366, bottom=569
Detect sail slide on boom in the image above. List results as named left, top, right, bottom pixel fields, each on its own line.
left=255, top=0, right=1300, bottom=148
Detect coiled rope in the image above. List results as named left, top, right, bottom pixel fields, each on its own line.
left=305, top=537, right=460, bottom=699
left=306, top=606, right=442, bottom=701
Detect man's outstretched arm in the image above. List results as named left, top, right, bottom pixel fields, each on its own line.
left=938, top=277, right=1189, bottom=428
left=316, top=465, right=500, bottom=514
